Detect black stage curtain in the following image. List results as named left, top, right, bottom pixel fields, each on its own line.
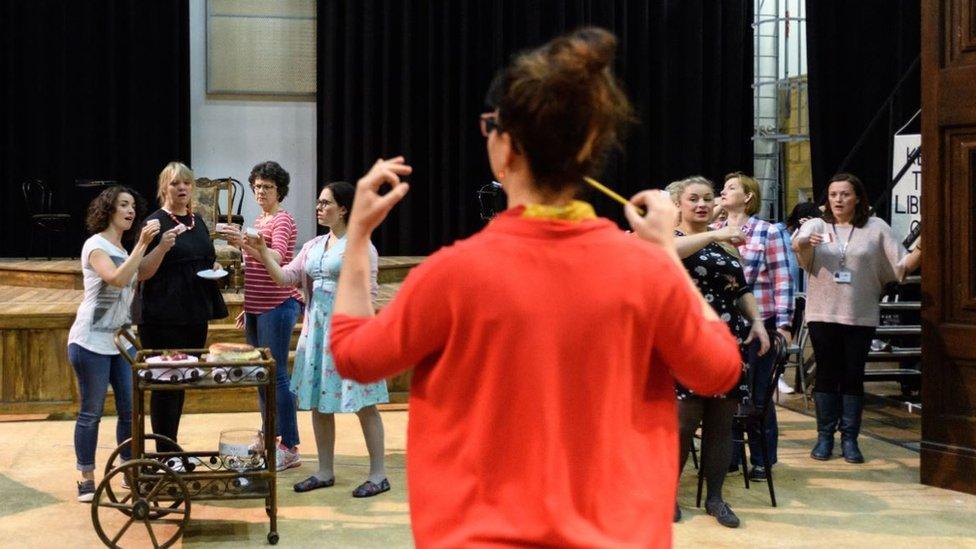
left=318, top=0, right=753, bottom=255
left=807, top=0, right=920, bottom=216
left=0, top=1, right=190, bottom=258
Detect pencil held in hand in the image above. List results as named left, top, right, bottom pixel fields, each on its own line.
left=584, top=177, right=645, bottom=216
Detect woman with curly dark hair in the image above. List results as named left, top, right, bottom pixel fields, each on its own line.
left=68, top=185, right=158, bottom=502
left=220, top=160, right=304, bottom=472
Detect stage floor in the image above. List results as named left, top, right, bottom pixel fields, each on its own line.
left=1, top=407, right=975, bottom=548
left=0, top=257, right=424, bottom=290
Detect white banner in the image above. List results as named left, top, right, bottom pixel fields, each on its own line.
left=890, top=134, right=921, bottom=244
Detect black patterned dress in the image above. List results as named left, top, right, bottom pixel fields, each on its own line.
left=674, top=230, right=751, bottom=400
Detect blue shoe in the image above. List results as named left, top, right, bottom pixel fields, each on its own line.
left=77, top=480, right=95, bottom=503
left=352, top=478, right=390, bottom=498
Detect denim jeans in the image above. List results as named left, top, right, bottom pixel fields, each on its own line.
left=68, top=343, right=132, bottom=472
left=245, top=297, right=302, bottom=448
left=732, top=317, right=779, bottom=468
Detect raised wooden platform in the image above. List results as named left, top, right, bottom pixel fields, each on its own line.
left=0, top=256, right=423, bottom=289
left=0, top=258, right=417, bottom=417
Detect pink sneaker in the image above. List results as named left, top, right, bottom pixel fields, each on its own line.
left=276, top=443, right=301, bottom=472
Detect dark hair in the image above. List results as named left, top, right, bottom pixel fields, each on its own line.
left=85, top=185, right=145, bottom=237
left=324, top=181, right=355, bottom=225
left=248, top=161, right=290, bottom=201
left=823, top=173, right=871, bottom=228
left=485, top=27, right=635, bottom=193
left=786, top=201, right=822, bottom=233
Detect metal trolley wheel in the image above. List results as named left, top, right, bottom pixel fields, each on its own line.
left=91, top=459, right=191, bottom=548
left=102, top=434, right=186, bottom=520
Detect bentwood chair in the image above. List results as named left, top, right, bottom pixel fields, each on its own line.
left=193, top=178, right=243, bottom=291
left=697, top=332, right=790, bottom=508
left=22, top=179, right=72, bottom=259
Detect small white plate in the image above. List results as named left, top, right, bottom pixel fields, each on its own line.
left=197, top=268, right=229, bottom=280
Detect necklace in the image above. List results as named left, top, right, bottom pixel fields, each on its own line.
left=163, top=207, right=195, bottom=231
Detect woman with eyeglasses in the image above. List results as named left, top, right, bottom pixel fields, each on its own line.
left=245, top=181, right=390, bottom=498
left=220, top=161, right=304, bottom=473
left=325, top=28, right=741, bottom=546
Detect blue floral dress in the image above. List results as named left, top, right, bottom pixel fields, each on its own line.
left=290, top=235, right=389, bottom=413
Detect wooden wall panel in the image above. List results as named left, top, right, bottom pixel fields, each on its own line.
left=921, top=0, right=976, bottom=495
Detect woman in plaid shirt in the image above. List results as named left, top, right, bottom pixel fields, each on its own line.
left=714, top=173, right=794, bottom=481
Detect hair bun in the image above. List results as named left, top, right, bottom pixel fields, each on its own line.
left=491, top=26, right=633, bottom=192
left=549, top=27, right=617, bottom=76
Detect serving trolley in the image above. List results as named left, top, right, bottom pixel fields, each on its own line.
left=89, top=327, right=280, bottom=547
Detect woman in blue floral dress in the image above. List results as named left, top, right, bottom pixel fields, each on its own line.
left=248, top=181, right=390, bottom=498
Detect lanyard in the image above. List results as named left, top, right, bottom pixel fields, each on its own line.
left=831, top=224, right=855, bottom=268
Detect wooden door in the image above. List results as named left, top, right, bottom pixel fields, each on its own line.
left=920, top=0, right=976, bottom=495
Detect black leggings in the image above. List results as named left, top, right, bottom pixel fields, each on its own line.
left=678, top=397, right=737, bottom=503
left=139, top=322, right=208, bottom=453
left=806, top=321, right=875, bottom=396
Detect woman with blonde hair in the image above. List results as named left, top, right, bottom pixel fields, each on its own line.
left=135, top=161, right=227, bottom=457
left=709, top=171, right=794, bottom=481
left=326, top=28, right=741, bottom=547
left=668, top=175, right=769, bottom=528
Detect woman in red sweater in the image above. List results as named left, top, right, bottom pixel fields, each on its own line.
left=329, top=28, right=742, bottom=548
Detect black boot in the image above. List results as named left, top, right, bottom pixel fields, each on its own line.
left=840, top=394, right=865, bottom=463
left=811, top=392, right=841, bottom=460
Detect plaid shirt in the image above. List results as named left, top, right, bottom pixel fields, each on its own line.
left=713, top=216, right=795, bottom=329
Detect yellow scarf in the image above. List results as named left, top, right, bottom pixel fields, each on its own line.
left=521, top=200, right=597, bottom=222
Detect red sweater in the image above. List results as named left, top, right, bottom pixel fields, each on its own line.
left=331, top=208, right=741, bottom=548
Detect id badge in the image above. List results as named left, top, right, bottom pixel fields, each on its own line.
left=833, top=269, right=852, bottom=284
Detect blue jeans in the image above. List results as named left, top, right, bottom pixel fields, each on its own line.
left=732, top=317, right=780, bottom=468
left=68, top=343, right=132, bottom=472
left=245, top=297, right=302, bottom=448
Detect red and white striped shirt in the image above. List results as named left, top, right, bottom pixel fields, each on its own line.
left=243, top=210, right=303, bottom=314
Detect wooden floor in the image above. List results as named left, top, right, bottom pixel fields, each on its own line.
left=0, top=258, right=417, bottom=417
left=4, top=408, right=976, bottom=548
left=0, top=283, right=403, bottom=320
left=0, top=256, right=423, bottom=289
left=0, top=284, right=81, bottom=312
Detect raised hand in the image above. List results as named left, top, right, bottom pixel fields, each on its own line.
left=625, top=190, right=678, bottom=248
left=158, top=227, right=179, bottom=252
left=138, top=222, right=160, bottom=248
left=220, top=225, right=244, bottom=248
left=714, top=225, right=746, bottom=246
left=806, top=233, right=824, bottom=247
left=348, top=156, right=413, bottom=238
left=243, top=232, right=267, bottom=260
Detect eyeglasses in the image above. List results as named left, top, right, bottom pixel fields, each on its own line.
left=316, top=199, right=335, bottom=209
left=252, top=183, right=277, bottom=192
left=479, top=113, right=502, bottom=137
